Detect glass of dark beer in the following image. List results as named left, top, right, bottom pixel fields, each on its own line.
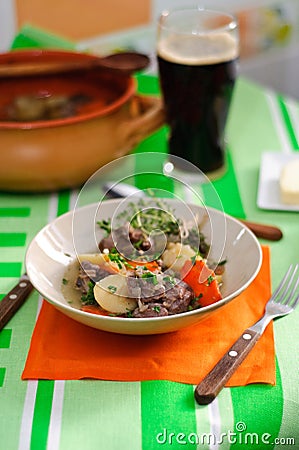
left=157, top=8, right=239, bottom=179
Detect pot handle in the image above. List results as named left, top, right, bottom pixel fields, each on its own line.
left=116, top=94, right=165, bottom=156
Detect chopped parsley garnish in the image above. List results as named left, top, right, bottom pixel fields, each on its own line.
left=141, top=272, right=158, bottom=285
left=207, top=275, right=215, bottom=286
left=108, top=285, right=117, bottom=293
left=127, top=200, right=181, bottom=238
left=107, top=248, right=133, bottom=269
left=153, top=306, right=161, bottom=313
left=97, top=219, right=111, bottom=235
left=189, top=293, right=203, bottom=309
left=62, top=278, right=68, bottom=285
left=126, top=309, right=134, bottom=318
left=163, top=275, right=175, bottom=285
left=190, top=253, right=198, bottom=264
left=133, top=239, right=143, bottom=249
left=81, top=281, right=96, bottom=305
left=218, top=259, right=227, bottom=266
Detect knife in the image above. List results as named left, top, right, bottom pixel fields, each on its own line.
left=103, top=182, right=283, bottom=241
left=0, top=273, right=34, bottom=331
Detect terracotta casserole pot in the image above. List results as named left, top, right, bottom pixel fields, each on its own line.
left=0, top=50, right=164, bottom=192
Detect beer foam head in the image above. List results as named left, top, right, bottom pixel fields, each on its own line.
left=157, top=33, right=239, bottom=65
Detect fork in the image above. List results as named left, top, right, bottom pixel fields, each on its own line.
left=194, top=264, right=299, bottom=405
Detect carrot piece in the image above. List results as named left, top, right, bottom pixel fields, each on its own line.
left=81, top=304, right=112, bottom=316
left=181, top=259, right=222, bottom=307
left=126, top=260, right=160, bottom=272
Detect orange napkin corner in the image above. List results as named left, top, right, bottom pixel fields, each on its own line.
left=22, top=246, right=275, bottom=387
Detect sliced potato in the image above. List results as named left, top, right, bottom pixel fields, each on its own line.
left=77, top=253, right=107, bottom=265
left=77, top=253, right=118, bottom=273
left=94, top=274, right=137, bottom=314
left=162, top=242, right=198, bottom=272
left=215, top=274, right=222, bottom=284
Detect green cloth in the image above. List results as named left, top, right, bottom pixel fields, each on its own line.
left=0, top=28, right=298, bottom=450
left=11, top=24, right=75, bottom=50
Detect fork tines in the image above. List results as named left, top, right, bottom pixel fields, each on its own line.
left=272, top=264, right=299, bottom=308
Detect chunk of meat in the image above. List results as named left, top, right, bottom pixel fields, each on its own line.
left=128, top=275, right=194, bottom=317
left=75, top=260, right=111, bottom=294
left=132, top=303, right=169, bottom=318
left=127, top=275, right=165, bottom=302
left=98, top=235, right=114, bottom=252
left=98, top=225, right=151, bottom=255
left=162, top=281, right=194, bottom=314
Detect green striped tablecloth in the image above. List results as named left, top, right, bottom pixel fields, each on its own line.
left=0, top=74, right=298, bottom=450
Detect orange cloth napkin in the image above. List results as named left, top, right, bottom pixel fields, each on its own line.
left=22, top=246, right=275, bottom=386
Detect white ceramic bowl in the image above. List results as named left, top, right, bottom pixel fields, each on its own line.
left=25, top=199, right=262, bottom=335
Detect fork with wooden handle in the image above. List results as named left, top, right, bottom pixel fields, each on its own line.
left=194, top=264, right=299, bottom=405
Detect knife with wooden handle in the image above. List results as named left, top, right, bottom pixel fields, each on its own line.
left=237, top=219, right=282, bottom=241
left=0, top=273, right=34, bottom=331
left=194, top=328, right=260, bottom=404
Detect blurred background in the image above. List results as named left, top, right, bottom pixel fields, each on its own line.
left=0, top=0, right=298, bottom=99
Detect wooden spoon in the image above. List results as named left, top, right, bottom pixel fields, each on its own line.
left=0, top=51, right=150, bottom=78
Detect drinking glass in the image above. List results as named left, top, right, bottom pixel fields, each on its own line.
left=157, top=8, right=239, bottom=179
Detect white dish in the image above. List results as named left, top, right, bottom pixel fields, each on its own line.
left=25, top=199, right=262, bottom=335
left=257, top=151, right=299, bottom=211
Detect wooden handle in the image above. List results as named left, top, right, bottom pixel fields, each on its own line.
left=0, top=60, right=101, bottom=77
left=0, top=274, right=34, bottom=330
left=238, top=219, right=283, bottom=241
left=194, top=328, right=260, bottom=405
left=0, top=52, right=149, bottom=78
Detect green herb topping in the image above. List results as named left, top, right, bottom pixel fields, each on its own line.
left=218, top=259, right=227, bottom=266
left=124, top=200, right=181, bottom=238
left=107, top=248, right=134, bottom=269
left=141, top=272, right=158, bottom=285
left=207, top=275, right=215, bottom=286
left=107, top=285, right=117, bottom=294
left=126, top=309, right=134, bottom=318
left=81, top=281, right=96, bottom=305
left=190, top=254, right=198, bottom=264
left=97, top=219, right=111, bottom=235
left=163, top=275, right=175, bottom=285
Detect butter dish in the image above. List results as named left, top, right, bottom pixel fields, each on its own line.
left=257, top=151, right=299, bottom=211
